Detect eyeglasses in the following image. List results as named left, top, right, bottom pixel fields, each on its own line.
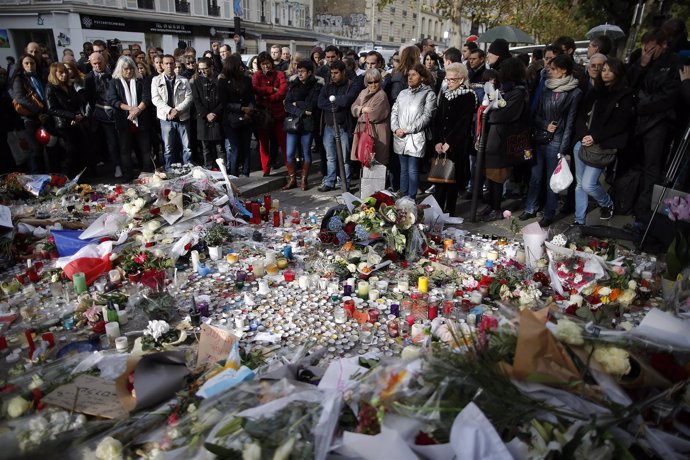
left=366, top=80, right=381, bottom=85
left=445, top=77, right=461, bottom=82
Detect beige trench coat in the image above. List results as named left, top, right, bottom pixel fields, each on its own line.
left=350, top=88, right=391, bottom=165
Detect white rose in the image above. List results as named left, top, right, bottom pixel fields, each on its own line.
left=145, top=320, right=170, bottom=341
left=347, top=264, right=356, bottom=273
left=592, top=346, right=631, bottom=376
left=7, top=396, right=31, bottom=418
left=401, top=345, right=421, bottom=360
left=555, top=319, right=584, bottom=345
left=598, top=287, right=612, bottom=296
left=617, top=289, right=637, bottom=307
left=627, top=280, right=637, bottom=290
left=95, top=436, right=123, bottom=460
left=141, top=230, right=154, bottom=242
left=134, top=198, right=146, bottom=208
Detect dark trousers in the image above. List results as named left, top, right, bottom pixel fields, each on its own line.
left=201, top=140, right=224, bottom=168
left=91, top=120, right=120, bottom=168
left=634, top=123, right=671, bottom=223
left=119, top=127, right=153, bottom=178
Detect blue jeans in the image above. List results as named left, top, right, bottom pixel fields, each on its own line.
left=286, top=132, right=313, bottom=164
left=399, top=154, right=421, bottom=199
left=225, top=126, right=252, bottom=177
left=573, top=142, right=612, bottom=224
left=525, top=137, right=562, bottom=220
left=322, top=125, right=351, bottom=187
left=160, top=119, right=192, bottom=170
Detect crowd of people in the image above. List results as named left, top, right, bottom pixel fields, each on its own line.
left=1, top=19, right=689, bottom=231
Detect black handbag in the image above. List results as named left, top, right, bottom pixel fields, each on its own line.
left=531, top=127, right=555, bottom=144
left=427, top=152, right=456, bottom=184
left=578, top=101, right=617, bottom=168
left=283, top=115, right=303, bottom=134
left=227, top=111, right=249, bottom=129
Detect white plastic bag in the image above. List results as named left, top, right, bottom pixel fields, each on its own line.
left=549, top=154, right=573, bottom=193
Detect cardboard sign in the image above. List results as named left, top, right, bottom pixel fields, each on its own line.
left=196, top=324, right=238, bottom=368
left=43, top=374, right=128, bottom=419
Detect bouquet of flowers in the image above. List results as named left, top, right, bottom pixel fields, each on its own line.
left=117, top=248, right=173, bottom=275
left=554, top=255, right=597, bottom=292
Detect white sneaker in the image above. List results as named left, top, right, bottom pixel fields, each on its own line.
left=425, top=185, right=436, bottom=194
left=114, top=166, right=123, bottom=178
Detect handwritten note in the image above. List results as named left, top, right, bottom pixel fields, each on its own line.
left=43, top=374, right=128, bottom=419
left=196, top=324, right=238, bottom=368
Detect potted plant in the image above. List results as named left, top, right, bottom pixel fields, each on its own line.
left=204, top=223, right=230, bottom=260
left=664, top=195, right=690, bottom=297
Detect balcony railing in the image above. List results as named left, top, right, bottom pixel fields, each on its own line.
left=208, top=2, right=220, bottom=15
left=175, top=0, right=189, bottom=13
left=137, top=0, right=154, bottom=9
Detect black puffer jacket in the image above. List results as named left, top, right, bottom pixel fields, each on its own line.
left=46, top=84, right=82, bottom=130
left=574, top=85, right=635, bottom=151
left=533, top=83, right=582, bottom=152
left=284, top=74, right=324, bottom=132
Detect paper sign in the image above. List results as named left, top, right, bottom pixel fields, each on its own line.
left=196, top=324, right=238, bottom=368
left=0, top=205, right=12, bottom=231
left=43, top=374, right=127, bottom=419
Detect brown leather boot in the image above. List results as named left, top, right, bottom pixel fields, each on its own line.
left=300, top=161, right=311, bottom=191
left=282, top=163, right=297, bottom=190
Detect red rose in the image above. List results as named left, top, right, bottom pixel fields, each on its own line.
left=565, top=304, right=578, bottom=315
left=150, top=207, right=160, bottom=215
left=184, top=242, right=192, bottom=251
left=401, top=260, right=409, bottom=268
left=83, top=205, right=90, bottom=212
left=115, top=185, right=122, bottom=195
left=145, top=242, right=155, bottom=247
left=92, top=321, right=106, bottom=334
left=415, top=431, right=437, bottom=445
left=343, top=222, right=356, bottom=235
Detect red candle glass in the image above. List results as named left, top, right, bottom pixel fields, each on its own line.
left=443, top=300, right=455, bottom=317
left=367, top=308, right=380, bottom=323
left=264, top=194, right=272, bottom=211
left=343, top=298, right=356, bottom=318
left=283, top=269, right=296, bottom=282
left=41, top=332, right=55, bottom=348
left=428, top=303, right=439, bottom=320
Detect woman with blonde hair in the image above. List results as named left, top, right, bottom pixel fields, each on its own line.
left=286, top=52, right=304, bottom=77
left=351, top=68, right=391, bottom=167
left=107, top=56, right=153, bottom=179
left=46, top=62, right=85, bottom=174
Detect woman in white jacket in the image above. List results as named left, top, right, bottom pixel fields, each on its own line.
left=391, top=63, right=437, bottom=198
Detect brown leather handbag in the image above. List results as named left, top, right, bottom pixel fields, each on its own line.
left=427, top=152, right=456, bottom=184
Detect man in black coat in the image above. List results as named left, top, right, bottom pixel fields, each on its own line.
left=84, top=52, right=121, bottom=177
left=628, top=28, right=682, bottom=225
left=191, top=57, right=225, bottom=168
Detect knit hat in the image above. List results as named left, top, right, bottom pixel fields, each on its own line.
left=488, top=38, right=509, bottom=57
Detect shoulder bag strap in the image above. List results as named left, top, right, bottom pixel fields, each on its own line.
left=586, top=100, right=596, bottom=131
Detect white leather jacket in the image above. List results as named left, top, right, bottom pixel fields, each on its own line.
left=151, top=73, right=193, bottom=122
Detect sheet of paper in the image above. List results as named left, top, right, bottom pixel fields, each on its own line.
left=0, top=205, right=12, bottom=231
left=43, top=374, right=127, bottom=419
left=196, top=324, right=238, bottom=368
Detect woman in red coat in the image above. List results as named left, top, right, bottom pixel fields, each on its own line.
left=252, top=52, right=288, bottom=176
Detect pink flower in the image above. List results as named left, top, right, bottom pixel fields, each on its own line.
left=503, top=210, right=512, bottom=219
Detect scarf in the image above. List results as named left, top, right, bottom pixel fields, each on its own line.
left=28, top=74, right=45, bottom=101
left=443, top=86, right=473, bottom=102
left=544, top=74, right=579, bottom=93
left=120, top=78, right=139, bottom=127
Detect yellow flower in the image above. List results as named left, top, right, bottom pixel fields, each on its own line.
left=592, top=346, right=631, bottom=376
left=555, top=319, right=584, bottom=345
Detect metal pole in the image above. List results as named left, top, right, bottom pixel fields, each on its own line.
left=329, top=95, right=349, bottom=192
left=470, top=110, right=488, bottom=222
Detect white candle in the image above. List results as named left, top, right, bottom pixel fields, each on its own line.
left=253, top=259, right=265, bottom=277
left=298, top=275, right=310, bottom=290
left=265, top=252, right=276, bottom=265
left=115, top=336, right=128, bottom=352
left=105, top=322, right=120, bottom=345
left=487, top=250, right=499, bottom=261
left=411, top=323, right=424, bottom=338
left=358, top=281, right=370, bottom=298
left=117, top=309, right=128, bottom=325
left=398, top=280, right=409, bottom=292
left=369, top=289, right=380, bottom=301
left=191, top=250, right=200, bottom=272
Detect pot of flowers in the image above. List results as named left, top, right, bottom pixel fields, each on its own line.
left=204, top=223, right=230, bottom=260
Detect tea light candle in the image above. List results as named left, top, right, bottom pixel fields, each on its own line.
left=115, top=336, right=128, bottom=353
left=105, top=322, right=120, bottom=345
left=357, top=281, right=369, bottom=299
left=191, top=250, right=200, bottom=271
left=73, top=272, right=87, bottom=294
left=226, top=253, right=239, bottom=264
left=487, top=250, right=499, bottom=261
left=376, top=280, right=388, bottom=292
left=266, top=263, right=279, bottom=275
left=417, top=276, right=429, bottom=294
left=276, top=258, right=288, bottom=269
left=369, top=289, right=380, bottom=301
